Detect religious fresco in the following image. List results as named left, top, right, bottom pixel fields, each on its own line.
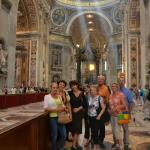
left=51, top=7, right=67, bottom=26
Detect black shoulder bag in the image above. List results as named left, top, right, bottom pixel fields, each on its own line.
left=97, top=96, right=110, bottom=123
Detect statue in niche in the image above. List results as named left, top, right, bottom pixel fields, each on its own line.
left=52, top=49, right=61, bottom=67
left=0, top=43, right=7, bottom=74
left=52, top=74, right=60, bottom=82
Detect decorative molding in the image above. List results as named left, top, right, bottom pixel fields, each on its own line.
left=30, top=40, right=37, bottom=87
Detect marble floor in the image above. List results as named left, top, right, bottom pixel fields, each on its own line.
left=65, top=101, right=150, bottom=150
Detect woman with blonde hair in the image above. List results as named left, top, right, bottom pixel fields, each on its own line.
left=109, top=83, right=128, bottom=150
left=88, top=85, right=106, bottom=150
left=44, top=82, right=66, bottom=150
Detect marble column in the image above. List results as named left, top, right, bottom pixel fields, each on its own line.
left=0, top=0, right=19, bottom=88
left=107, top=41, right=118, bottom=84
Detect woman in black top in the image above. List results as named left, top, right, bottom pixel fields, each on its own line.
left=68, top=80, right=87, bottom=150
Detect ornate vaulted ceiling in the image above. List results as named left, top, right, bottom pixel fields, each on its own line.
left=17, top=0, right=38, bottom=32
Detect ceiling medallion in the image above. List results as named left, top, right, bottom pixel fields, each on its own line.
left=56, top=0, right=119, bottom=8
left=51, top=7, right=68, bottom=26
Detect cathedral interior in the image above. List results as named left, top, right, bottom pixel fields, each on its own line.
left=0, top=0, right=150, bottom=150
left=0, top=0, right=149, bottom=88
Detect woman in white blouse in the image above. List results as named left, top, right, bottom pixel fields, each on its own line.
left=88, top=85, right=106, bottom=150
left=44, top=82, right=66, bottom=150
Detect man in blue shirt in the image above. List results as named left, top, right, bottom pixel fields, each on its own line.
left=118, top=77, right=133, bottom=150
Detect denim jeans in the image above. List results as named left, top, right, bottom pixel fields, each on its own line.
left=49, top=117, right=66, bottom=150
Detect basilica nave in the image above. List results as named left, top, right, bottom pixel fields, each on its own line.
left=0, top=0, right=150, bottom=150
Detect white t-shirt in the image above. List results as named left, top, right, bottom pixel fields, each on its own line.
left=88, top=96, right=104, bottom=117
left=44, top=94, right=63, bottom=117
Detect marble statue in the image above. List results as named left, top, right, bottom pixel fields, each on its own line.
left=0, top=43, right=7, bottom=73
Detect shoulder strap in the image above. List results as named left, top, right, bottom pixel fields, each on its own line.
left=98, top=96, right=101, bottom=108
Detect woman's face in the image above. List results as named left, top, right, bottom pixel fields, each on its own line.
left=59, top=82, right=66, bottom=90
left=51, top=83, right=58, bottom=94
left=90, top=87, right=98, bottom=96
left=71, top=84, right=78, bottom=91
left=85, top=86, right=90, bottom=94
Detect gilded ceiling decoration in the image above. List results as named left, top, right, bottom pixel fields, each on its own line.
left=17, top=0, right=38, bottom=32
left=55, top=0, right=118, bottom=8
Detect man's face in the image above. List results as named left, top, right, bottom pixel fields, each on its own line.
left=111, top=83, right=118, bottom=92
left=118, top=78, right=125, bottom=87
left=97, top=77, right=104, bottom=85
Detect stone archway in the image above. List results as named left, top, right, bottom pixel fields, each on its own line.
left=66, top=10, right=113, bottom=35
left=66, top=11, right=112, bottom=83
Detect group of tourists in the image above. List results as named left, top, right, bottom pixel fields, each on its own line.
left=43, top=75, right=136, bottom=150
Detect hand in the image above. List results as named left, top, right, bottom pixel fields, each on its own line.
left=96, top=115, right=101, bottom=120
left=73, top=108, right=79, bottom=113
left=115, top=106, right=120, bottom=113
left=58, top=106, right=66, bottom=112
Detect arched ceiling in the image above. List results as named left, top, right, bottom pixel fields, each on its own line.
left=55, top=0, right=119, bottom=8
left=17, top=0, right=38, bottom=32
left=70, top=14, right=109, bottom=50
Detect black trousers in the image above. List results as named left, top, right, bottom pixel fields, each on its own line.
left=84, top=114, right=90, bottom=139
left=98, top=121, right=105, bottom=142
left=89, top=116, right=100, bottom=144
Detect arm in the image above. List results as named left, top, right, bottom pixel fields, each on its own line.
left=43, top=95, right=65, bottom=113
left=127, top=90, right=133, bottom=113
left=97, top=98, right=106, bottom=120
left=44, top=107, right=65, bottom=113
left=115, top=94, right=127, bottom=113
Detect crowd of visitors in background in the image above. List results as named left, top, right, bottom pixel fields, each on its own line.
left=0, top=86, right=48, bottom=95
left=43, top=75, right=150, bottom=150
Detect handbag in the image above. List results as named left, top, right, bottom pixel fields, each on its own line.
left=97, top=96, right=110, bottom=123
left=58, top=111, right=72, bottom=124
left=117, top=111, right=129, bottom=125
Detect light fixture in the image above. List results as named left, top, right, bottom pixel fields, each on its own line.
left=76, top=44, right=80, bottom=48
left=88, top=28, right=94, bottom=31
left=104, top=44, right=106, bottom=48
left=88, top=21, right=93, bottom=24
left=86, top=14, right=93, bottom=18
left=104, top=61, right=107, bottom=71
left=89, top=64, right=95, bottom=71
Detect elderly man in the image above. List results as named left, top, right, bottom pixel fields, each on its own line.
left=97, top=75, right=110, bottom=148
